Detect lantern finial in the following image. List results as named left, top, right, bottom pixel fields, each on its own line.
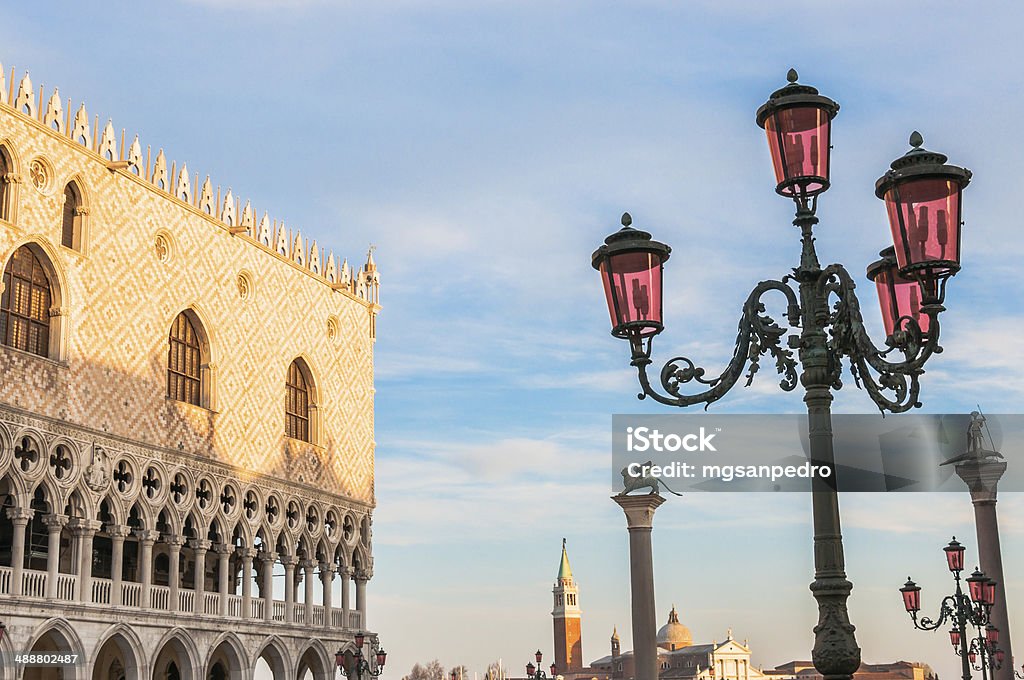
left=787, top=68, right=799, bottom=83
left=909, top=131, right=924, bottom=148
left=621, top=212, right=632, bottom=227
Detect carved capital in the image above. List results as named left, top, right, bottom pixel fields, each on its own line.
left=318, top=561, right=336, bottom=576
left=69, top=518, right=103, bottom=534
left=259, top=550, right=279, bottom=564
left=164, top=533, right=187, bottom=549
left=107, top=524, right=132, bottom=539
left=300, top=559, right=317, bottom=572
left=612, top=493, right=666, bottom=529
left=237, top=547, right=258, bottom=560
left=212, top=543, right=234, bottom=556
left=955, top=459, right=1007, bottom=503
left=135, top=528, right=161, bottom=544
left=279, top=554, right=299, bottom=568
left=3, top=172, right=22, bottom=185
left=42, top=514, right=70, bottom=530
left=189, top=538, right=212, bottom=553
left=74, top=206, right=89, bottom=217
left=340, top=566, right=354, bottom=579
left=354, top=569, right=371, bottom=582
left=6, top=507, right=34, bottom=523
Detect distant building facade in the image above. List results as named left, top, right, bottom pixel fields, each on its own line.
left=0, top=59, right=381, bottom=680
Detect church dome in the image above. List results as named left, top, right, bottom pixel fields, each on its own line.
left=656, top=606, right=692, bottom=651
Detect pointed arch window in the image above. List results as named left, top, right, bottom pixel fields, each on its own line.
left=1, top=245, right=52, bottom=357
left=61, top=182, right=84, bottom=251
left=168, top=312, right=202, bottom=405
left=286, top=360, right=311, bottom=442
left=0, top=147, right=10, bottom=222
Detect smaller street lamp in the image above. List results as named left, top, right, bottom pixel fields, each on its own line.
left=901, top=538, right=1000, bottom=680
left=337, top=633, right=387, bottom=680
left=526, top=651, right=557, bottom=680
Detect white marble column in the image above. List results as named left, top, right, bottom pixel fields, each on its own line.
left=43, top=514, right=68, bottom=599
left=109, top=525, right=130, bottom=606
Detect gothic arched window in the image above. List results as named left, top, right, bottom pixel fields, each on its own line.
left=168, top=312, right=202, bottom=405
left=0, top=147, right=10, bottom=222
left=1, top=245, right=52, bottom=357
left=286, top=359, right=311, bottom=442
left=61, top=181, right=85, bottom=251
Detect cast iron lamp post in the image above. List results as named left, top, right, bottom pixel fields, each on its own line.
left=900, top=538, right=999, bottom=680
left=592, top=69, right=972, bottom=680
left=336, top=633, right=387, bottom=680
left=526, top=650, right=558, bottom=680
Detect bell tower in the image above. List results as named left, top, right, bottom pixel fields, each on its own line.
left=552, top=539, right=583, bottom=673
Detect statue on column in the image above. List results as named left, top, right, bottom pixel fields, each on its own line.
left=941, top=410, right=1004, bottom=465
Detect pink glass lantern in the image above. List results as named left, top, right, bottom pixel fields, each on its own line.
left=756, top=69, right=840, bottom=198
left=950, top=629, right=961, bottom=648
left=901, top=578, right=921, bottom=612
left=983, top=578, right=997, bottom=607
left=867, top=247, right=931, bottom=338
left=944, top=538, right=965, bottom=573
left=967, top=569, right=987, bottom=603
left=592, top=213, right=672, bottom=340
left=875, top=132, right=971, bottom=302
left=987, top=625, right=1000, bottom=645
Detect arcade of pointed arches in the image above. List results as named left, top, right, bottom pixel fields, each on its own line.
left=0, top=418, right=373, bottom=636
left=0, top=619, right=351, bottom=680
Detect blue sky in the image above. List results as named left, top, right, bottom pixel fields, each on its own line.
left=4, top=2, right=1024, bottom=679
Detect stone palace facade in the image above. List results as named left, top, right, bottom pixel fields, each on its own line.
left=0, top=60, right=381, bottom=680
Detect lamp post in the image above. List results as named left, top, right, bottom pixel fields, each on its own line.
left=900, top=538, right=998, bottom=680
left=336, top=633, right=387, bottom=680
left=527, top=650, right=558, bottom=680
left=592, top=69, right=971, bottom=680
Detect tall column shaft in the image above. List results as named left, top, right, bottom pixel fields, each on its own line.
left=43, top=514, right=68, bottom=599
left=240, top=548, right=255, bottom=619
left=190, top=539, right=211, bottom=612
left=341, top=567, right=352, bottom=621
left=138, top=529, right=159, bottom=609
left=957, top=459, right=1012, bottom=680
left=76, top=519, right=101, bottom=603
left=282, top=556, right=297, bottom=623
left=355, top=571, right=368, bottom=624
left=320, top=562, right=335, bottom=627
left=216, top=544, right=232, bottom=616
left=303, top=560, right=316, bottom=624
left=109, top=525, right=129, bottom=606
left=167, top=535, right=184, bottom=613
left=8, top=509, right=32, bottom=596
left=613, top=494, right=665, bottom=680
left=262, top=552, right=277, bottom=622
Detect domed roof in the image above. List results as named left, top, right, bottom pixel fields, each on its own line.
left=656, top=605, right=692, bottom=651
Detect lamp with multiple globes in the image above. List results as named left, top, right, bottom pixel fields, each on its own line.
left=336, top=633, right=387, bottom=680
left=525, top=651, right=558, bottom=680
left=900, top=538, right=1001, bottom=680
left=593, top=68, right=973, bottom=680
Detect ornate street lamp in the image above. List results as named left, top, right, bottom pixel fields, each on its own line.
left=337, top=633, right=387, bottom=680
left=593, top=69, right=972, bottom=680
left=526, top=651, right=558, bottom=680
left=901, top=538, right=999, bottom=680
